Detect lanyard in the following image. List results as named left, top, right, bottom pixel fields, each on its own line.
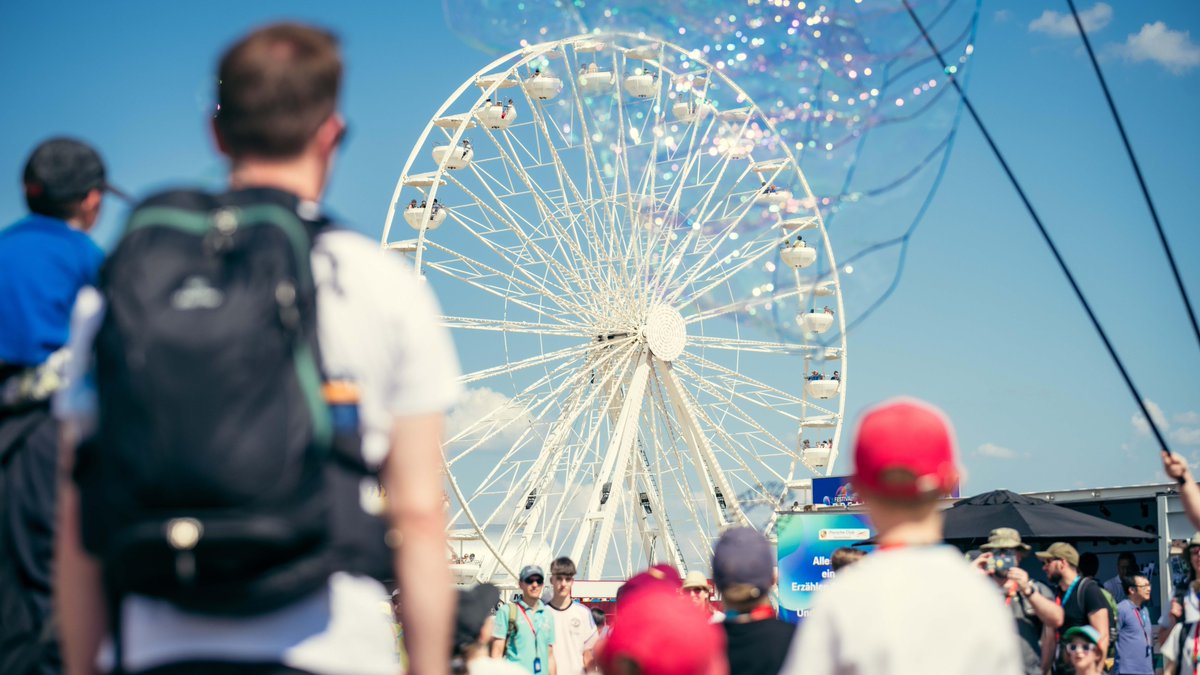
left=517, top=603, right=539, bottom=649
left=1132, top=605, right=1149, bottom=643
left=1057, top=578, right=1081, bottom=609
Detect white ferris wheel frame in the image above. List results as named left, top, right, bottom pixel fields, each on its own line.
left=382, top=32, right=848, bottom=582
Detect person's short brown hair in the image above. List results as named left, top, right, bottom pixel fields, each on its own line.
left=830, top=547, right=866, bottom=572
left=550, top=557, right=577, bottom=577
left=215, top=23, right=341, bottom=159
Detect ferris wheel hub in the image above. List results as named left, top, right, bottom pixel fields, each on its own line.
left=644, top=305, right=687, bottom=362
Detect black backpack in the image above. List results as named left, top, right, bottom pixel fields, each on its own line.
left=74, top=188, right=390, bottom=615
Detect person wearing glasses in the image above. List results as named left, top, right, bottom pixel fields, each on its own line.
left=971, top=529, right=1063, bottom=675
left=1036, top=542, right=1112, bottom=675
left=493, top=565, right=558, bottom=675
left=1062, top=626, right=1107, bottom=675
left=1114, top=575, right=1155, bottom=675
left=682, top=571, right=723, bottom=624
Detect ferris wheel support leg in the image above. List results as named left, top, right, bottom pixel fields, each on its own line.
left=659, top=361, right=749, bottom=530
left=570, top=350, right=653, bottom=578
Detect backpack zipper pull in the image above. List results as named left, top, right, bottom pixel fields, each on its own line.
left=208, top=208, right=240, bottom=255
left=167, top=518, right=203, bottom=585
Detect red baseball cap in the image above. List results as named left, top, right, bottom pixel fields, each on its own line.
left=598, top=586, right=727, bottom=675
left=851, top=397, right=959, bottom=500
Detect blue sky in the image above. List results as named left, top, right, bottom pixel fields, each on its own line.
left=2, top=1, right=1197, bottom=495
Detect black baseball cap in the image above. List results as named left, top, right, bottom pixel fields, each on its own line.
left=22, top=137, right=129, bottom=203
left=454, top=583, right=500, bottom=649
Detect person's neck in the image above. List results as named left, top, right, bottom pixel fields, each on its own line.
left=1059, top=568, right=1079, bottom=591
left=874, top=517, right=942, bottom=548
left=229, top=154, right=325, bottom=203
left=521, top=593, right=541, bottom=608
left=1129, top=595, right=1144, bottom=608
left=550, top=594, right=571, bottom=610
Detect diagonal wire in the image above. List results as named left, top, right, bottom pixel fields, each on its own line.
left=1066, top=0, right=1200, bottom=352
left=901, top=0, right=1178, bottom=466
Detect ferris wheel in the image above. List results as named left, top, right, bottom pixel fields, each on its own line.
left=381, top=33, right=847, bottom=583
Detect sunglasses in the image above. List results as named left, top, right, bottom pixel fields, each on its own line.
left=1066, top=643, right=1096, bottom=654
left=523, top=577, right=544, bottom=585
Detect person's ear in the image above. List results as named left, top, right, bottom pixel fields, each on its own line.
left=210, top=117, right=231, bottom=157
left=78, top=189, right=104, bottom=229
left=313, top=114, right=346, bottom=156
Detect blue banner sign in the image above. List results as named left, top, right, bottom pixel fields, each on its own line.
left=776, top=511, right=873, bottom=622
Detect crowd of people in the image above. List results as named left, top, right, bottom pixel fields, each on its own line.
left=5, top=18, right=1200, bottom=675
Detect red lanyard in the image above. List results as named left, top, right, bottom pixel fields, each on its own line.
left=1132, top=605, right=1149, bottom=643
left=517, top=604, right=539, bottom=643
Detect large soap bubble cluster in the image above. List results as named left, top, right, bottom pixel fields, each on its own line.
left=441, top=0, right=980, bottom=343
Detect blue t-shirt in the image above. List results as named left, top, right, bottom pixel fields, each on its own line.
left=1114, top=598, right=1153, bottom=674
left=0, top=214, right=103, bottom=367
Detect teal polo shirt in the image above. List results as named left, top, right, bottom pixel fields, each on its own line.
left=493, top=597, right=556, bottom=674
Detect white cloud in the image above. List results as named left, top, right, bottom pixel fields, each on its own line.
left=1029, top=3, right=1112, bottom=37
left=1171, top=428, right=1200, bottom=447
left=994, top=9, right=1011, bottom=23
left=445, top=386, right=534, bottom=450
left=975, top=442, right=1018, bottom=459
left=1116, top=22, right=1200, bottom=74
left=1132, top=399, right=1170, bottom=435
left=1176, top=411, right=1200, bottom=425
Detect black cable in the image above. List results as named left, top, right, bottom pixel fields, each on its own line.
left=900, top=0, right=1178, bottom=467
left=1066, top=0, right=1200, bottom=352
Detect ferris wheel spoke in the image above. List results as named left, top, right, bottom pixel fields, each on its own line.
left=424, top=256, right=586, bottom=328
left=521, top=130, right=635, bottom=312
left=670, top=234, right=781, bottom=311
left=440, top=316, right=588, bottom=338
left=641, top=135, right=757, bottom=304
left=492, top=344, right=643, bottom=565
left=676, top=350, right=821, bottom=414
left=662, top=362, right=782, bottom=501
left=653, top=358, right=749, bottom=529
left=439, top=174, right=590, bottom=303
left=685, top=334, right=814, bottom=357
left=463, top=138, right=605, bottom=301
left=685, top=286, right=806, bottom=325
left=460, top=342, right=592, bottom=386
left=672, top=361, right=799, bottom=469
left=424, top=229, right=582, bottom=309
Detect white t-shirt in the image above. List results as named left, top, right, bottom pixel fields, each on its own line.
left=56, top=227, right=462, bottom=674
left=1164, top=621, right=1193, bottom=674
left=548, top=599, right=598, bottom=675
left=778, top=546, right=1022, bottom=675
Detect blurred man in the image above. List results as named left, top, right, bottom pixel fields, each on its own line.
left=828, top=547, right=864, bottom=574
left=972, top=528, right=1063, bottom=675
left=779, top=398, right=1021, bottom=675
left=54, top=23, right=459, bottom=675
left=1114, top=575, right=1153, bottom=675
left=0, top=137, right=121, bottom=675
left=547, top=557, right=597, bottom=675
left=682, top=571, right=723, bottom=623
left=493, top=565, right=557, bottom=675
left=1037, top=543, right=1112, bottom=675
left=713, top=527, right=797, bottom=675
left=1104, top=553, right=1138, bottom=599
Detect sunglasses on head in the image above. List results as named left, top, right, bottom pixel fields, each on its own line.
left=523, top=577, right=544, bottom=585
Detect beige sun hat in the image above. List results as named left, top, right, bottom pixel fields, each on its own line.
left=979, top=527, right=1031, bottom=551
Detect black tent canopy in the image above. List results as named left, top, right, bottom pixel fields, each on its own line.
left=940, top=489, right=1152, bottom=549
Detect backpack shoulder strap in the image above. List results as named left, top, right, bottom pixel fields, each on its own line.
left=508, top=601, right=520, bottom=642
